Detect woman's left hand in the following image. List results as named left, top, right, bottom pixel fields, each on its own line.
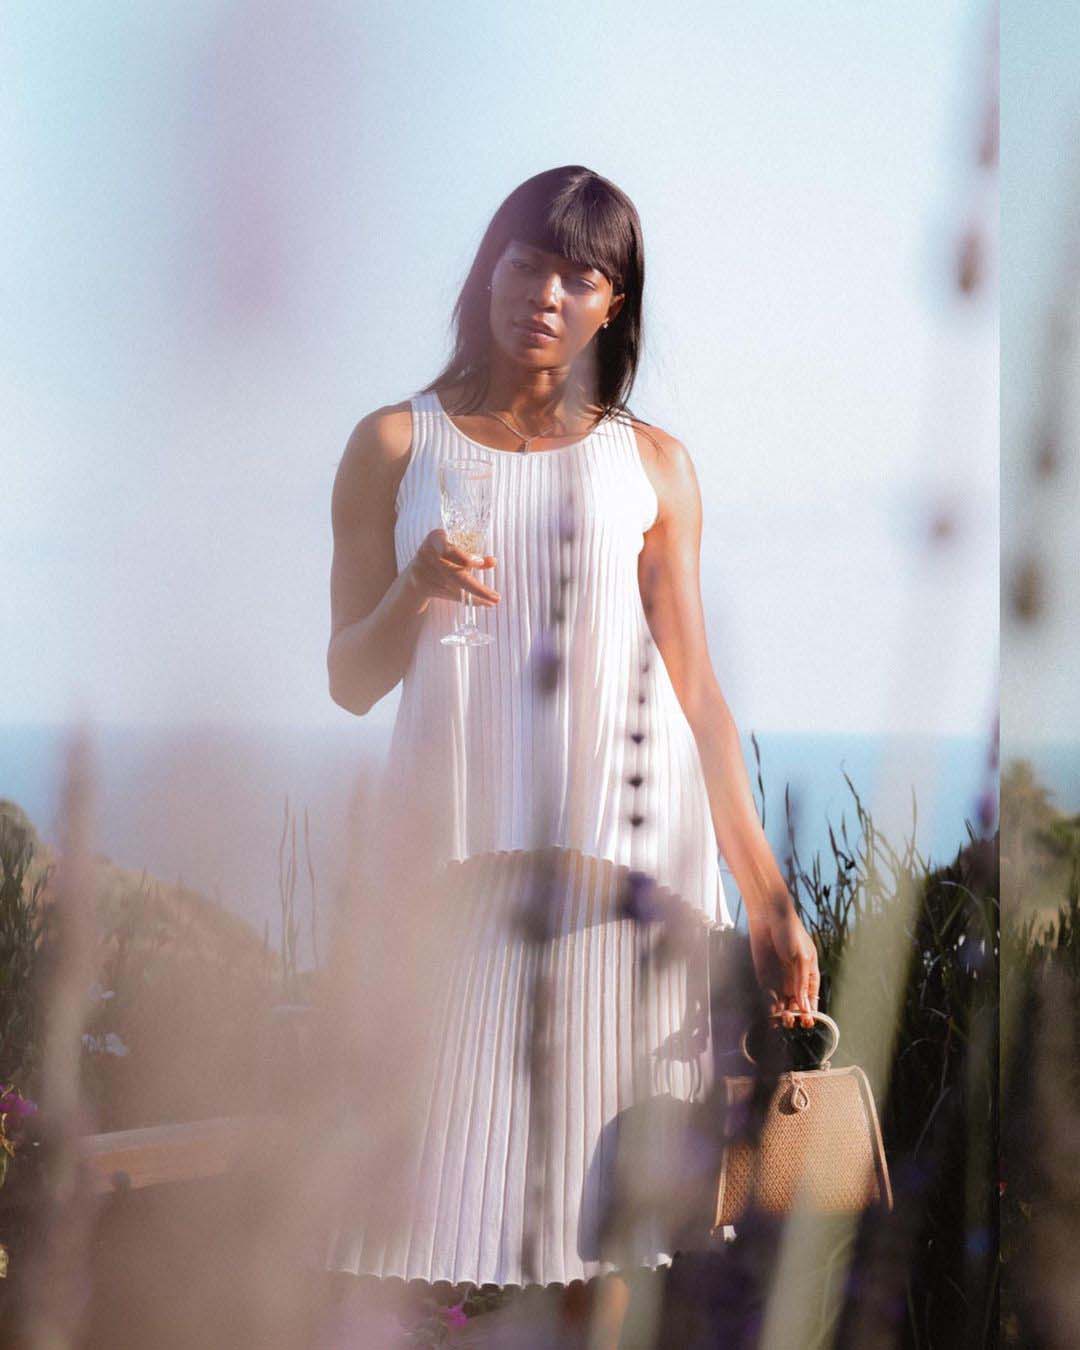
left=747, top=902, right=820, bottom=1029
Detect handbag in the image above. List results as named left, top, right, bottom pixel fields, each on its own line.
left=713, top=1010, right=893, bottom=1229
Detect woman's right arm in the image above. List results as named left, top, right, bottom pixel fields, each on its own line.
left=327, top=404, right=499, bottom=716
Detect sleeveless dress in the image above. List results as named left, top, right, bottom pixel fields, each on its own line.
left=323, top=389, right=735, bottom=1289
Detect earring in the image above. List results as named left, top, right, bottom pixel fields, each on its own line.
left=602, top=320, right=609, bottom=328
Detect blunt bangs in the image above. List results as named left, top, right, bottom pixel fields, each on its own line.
left=506, top=181, right=634, bottom=292
left=421, top=165, right=647, bottom=418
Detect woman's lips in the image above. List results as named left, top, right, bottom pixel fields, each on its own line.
left=516, top=324, right=557, bottom=344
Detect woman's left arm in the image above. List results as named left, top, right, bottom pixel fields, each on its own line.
left=634, top=423, right=819, bottom=1028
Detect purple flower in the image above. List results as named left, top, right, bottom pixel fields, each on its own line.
left=0, top=1088, right=38, bottom=1121
left=619, top=870, right=665, bottom=924
left=438, top=1302, right=468, bottom=1328
left=976, top=788, right=997, bottom=833
left=531, top=631, right=561, bottom=695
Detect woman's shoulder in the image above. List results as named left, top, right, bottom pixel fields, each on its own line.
left=623, top=416, right=700, bottom=523
left=332, top=398, right=416, bottom=523
left=338, top=397, right=418, bottom=479
left=344, top=397, right=414, bottom=461
left=624, top=415, right=691, bottom=473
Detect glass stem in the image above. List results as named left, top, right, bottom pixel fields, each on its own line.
left=464, top=593, right=477, bottom=630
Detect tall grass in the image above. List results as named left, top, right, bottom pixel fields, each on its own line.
left=0, top=803, right=49, bottom=1091
left=751, top=740, right=999, bottom=1347
left=9, top=751, right=1079, bottom=1350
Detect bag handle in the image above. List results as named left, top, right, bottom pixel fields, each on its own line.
left=739, top=1009, right=840, bottom=1068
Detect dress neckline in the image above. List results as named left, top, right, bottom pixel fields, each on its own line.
left=432, top=390, right=610, bottom=459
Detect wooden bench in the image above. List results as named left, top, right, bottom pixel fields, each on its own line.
left=78, top=1114, right=291, bottom=1196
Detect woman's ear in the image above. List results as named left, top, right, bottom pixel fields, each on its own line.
left=606, top=292, right=626, bottom=325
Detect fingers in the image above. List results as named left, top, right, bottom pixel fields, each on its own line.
left=418, top=532, right=501, bottom=606
left=791, top=960, right=820, bottom=1029
left=775, top=956, right=818, bottom=1029
left=435, top=531, right=496, bottom=571
left=417, top=566, right=497, bottom=606
left=443, top=572, right=500, bottom=605
left=768, top=947, right=822, bottom=1034
left=769, top=990, right=801, bottom=1035
left=775, top=993, right=809, bottom=1030
left=794, top=951, right=815, bottom=1028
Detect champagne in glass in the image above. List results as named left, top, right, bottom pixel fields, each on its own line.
left=438, top=456, right=495, bottom=647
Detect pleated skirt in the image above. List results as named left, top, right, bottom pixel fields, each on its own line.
left=323, top=846, right=719, bottom=1289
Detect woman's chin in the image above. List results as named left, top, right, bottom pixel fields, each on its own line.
left=502, top=346, right=565, bottom=370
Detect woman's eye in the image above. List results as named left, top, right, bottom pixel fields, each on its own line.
left=507, top=260, right=596, bottom=291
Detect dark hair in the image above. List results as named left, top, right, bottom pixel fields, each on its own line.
left=420, top=165, right=646, bottom=422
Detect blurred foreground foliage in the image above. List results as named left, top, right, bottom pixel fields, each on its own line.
left=723, top=749, right=1071, bottom=1349
left=0, top=798, right=288, bottom=1136
left=726, top=741, right=1000, bottom=1348
left=1, top=749, right=1076, bottom=1349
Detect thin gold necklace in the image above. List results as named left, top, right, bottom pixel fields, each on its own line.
left=481, top=404, right=595, bottom=454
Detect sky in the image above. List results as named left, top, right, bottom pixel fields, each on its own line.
left=999, top=0, right=1080, bottom=751
left=3, top=0, right=998, bottom=738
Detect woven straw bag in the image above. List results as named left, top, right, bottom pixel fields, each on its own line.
left=713, top=1011, right=893, bottom=1229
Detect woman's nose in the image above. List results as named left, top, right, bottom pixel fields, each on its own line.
left=529, top=272, right=562, bottom=307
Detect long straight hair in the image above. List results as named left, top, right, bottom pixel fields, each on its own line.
left=420, top=166, right=647, bottom=422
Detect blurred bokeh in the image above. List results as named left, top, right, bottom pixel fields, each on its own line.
left=3, top=0, right=998, bottom=965
left=0, top=3, right=1020, bottom=1348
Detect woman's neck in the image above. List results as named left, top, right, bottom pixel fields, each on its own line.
left=454, top=362, right=599, bottom=435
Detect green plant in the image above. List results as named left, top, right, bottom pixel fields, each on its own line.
left=999, top=843, right=1080, bottom=1345
left=0, top=803, right=49, bottom=1090
left=276, top=797, right=321, bottom=1004
left=744, top=740, right=1000, bottom=1347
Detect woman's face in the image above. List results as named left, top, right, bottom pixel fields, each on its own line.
left=488, top=238, right=625, bottom=368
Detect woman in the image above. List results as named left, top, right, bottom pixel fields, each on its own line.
left=323, top=166, right=820, bottom=1343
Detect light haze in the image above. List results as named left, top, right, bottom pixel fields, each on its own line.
left=3, top=1, right=996, bottom=738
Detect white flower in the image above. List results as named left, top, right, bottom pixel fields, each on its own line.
left=81, top=1031, right=129, bottom=1057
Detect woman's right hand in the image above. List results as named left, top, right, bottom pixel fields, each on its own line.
left=747, top=904, right=819, bottom=1030
left=405, top=529, right=500, bottom=612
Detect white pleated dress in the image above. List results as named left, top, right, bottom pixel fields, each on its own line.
left=324, top=389, right=734, bottom=1289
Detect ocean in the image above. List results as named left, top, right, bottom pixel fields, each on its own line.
left=0, top=721, right=1008, bottom=967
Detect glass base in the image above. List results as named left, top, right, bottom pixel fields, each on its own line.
left=441, top=627, right=494, bottom=647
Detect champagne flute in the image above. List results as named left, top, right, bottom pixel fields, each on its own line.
left=438, top=455, right=495, bottom=647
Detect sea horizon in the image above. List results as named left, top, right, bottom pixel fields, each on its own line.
left=0, top=719, right=1032, bottom=967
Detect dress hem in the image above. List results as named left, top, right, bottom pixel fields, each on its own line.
left=323, top=1249, right=698, bottom=1292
